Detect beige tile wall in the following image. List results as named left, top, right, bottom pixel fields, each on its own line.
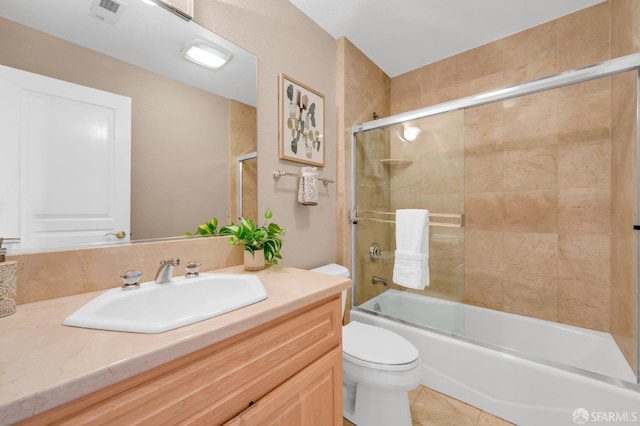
left=336, top=38, right=391, bottom=312
left=11, top=237, right=242, bottom=305
left=339, top=1, right=638, bottom=371
left=461, top=79, right=614, bottom=329
left=228, top=100, right=258, bottom=222
left=611, top=0, right=639, bottom=372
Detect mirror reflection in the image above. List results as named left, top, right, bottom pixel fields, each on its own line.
left=0, top=0, right=257, bottom=252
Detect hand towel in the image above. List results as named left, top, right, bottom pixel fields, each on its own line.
left=392, top=209, right=430, bottom=289
left=297, top=167, right=319, bottom=206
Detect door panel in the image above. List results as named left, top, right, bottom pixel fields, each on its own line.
left=0, top=64, right=131, bottom=249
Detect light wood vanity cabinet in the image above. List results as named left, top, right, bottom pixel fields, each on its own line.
left=224, top=348, right=342, bottom=425
left=19, top=296, right=343, bottom=426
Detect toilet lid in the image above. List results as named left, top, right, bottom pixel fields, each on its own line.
left=343, top=321, right=419, bottom=369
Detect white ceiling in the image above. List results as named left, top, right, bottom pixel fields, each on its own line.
left=0, top=0, right=257, bottom=105
left=289, top=0, right=605, bottom=77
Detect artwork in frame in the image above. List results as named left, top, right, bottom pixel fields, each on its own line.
left=278, top=74, right=325, bottom=166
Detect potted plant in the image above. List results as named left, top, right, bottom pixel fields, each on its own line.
left=221, top=209, right=285, bottom=271
left=184, top=216, right=221, bottom=237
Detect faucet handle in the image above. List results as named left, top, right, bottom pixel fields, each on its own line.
left=120, top=270, right=142, bottom=290
left=161, top=258, right=180, bottom=267
left=185, top=260, right=202, bottom=278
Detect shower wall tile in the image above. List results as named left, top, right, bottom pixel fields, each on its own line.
left=503, top=146, right=557, bottom=191
left=503, top=21, right=557, bottom=71
left=465, top=152, right=504, bottom=193
left=390, top=69, right=422, bottom=114
left=503, top=274, right=558, bottom=322
left=558, top=234, right=610, bottom=283
left=421, top=194, right=465, bottom=219
left=502, top=92, right=559, bottom=151
left=610, top=44, right=638, bottom=370
left=558, top=234, right=611, bottom=332
left=634, top=0, right=640, bottom=53
left=465, top=230, right=504, bottom=273
left=557, top=188, right=611, bottom=234
left=503, top=232, right=558, bottom=279
left=611, top=72, right=637, bottom=236
left=464, top=268, right=504, bottom=311
left=611, top=235, right=638, bottom=370
left=517, top=58, right=560, bottom=84
left=458, top=40, right=505, bottom=82
left=557, top=1, right=610, bottom=72
left=391, top=179, right=423, bottom=209
left=419, top=55, right=463, bottom=91
left=464, top=103, right=503, bottom=155
left=421, top=158, right=464, bottom=193
left=557, top=139, right=610, bottom=190
left=502, top=190, right=558, bottom=233
left=558, top=278, right=610, bottom=331
left=419, top=84, right=460, bottom=108
left=464, top=192, right=505, bottom=231
left=557, top=87, right=611, bottom=144
left=611, top=0, right=634, bottom=57
left=429, top=235, right=464, bottom=301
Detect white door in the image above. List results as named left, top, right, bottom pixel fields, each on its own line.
left=0, top=64, right=131, bottom=250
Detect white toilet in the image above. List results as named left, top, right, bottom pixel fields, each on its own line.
left=311, top=264, right=422, bottom=426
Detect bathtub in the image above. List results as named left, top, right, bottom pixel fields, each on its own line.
left=353, top=289, right=640, bottom=426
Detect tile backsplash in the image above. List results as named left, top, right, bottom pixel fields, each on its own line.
left=9, top=237, right=242, bottom=305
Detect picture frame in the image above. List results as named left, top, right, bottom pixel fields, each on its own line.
left=278, top=74, right=325, bottom=166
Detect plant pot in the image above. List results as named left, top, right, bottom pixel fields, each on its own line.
left=244, top=249, right=265, bottom=271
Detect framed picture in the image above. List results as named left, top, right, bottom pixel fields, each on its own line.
left=278, top=74, right=325, bottom=166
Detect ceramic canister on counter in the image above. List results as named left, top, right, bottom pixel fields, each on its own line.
left=0, top=260, right=17, bottom=317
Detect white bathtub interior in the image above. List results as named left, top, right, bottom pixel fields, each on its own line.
left=359, top=289, right=637, bottom=383
left=351, top=307, right=640, bottom=426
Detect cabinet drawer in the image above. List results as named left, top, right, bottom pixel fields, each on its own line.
left=236, top=347, right=343, bottom=425
left=20, top=296, right=341, bottom=426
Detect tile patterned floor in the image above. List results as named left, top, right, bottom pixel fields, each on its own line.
left=343, top=385, right=514, bottom=426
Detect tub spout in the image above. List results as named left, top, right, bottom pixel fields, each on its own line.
left=372, top=275, right=388, bottom=286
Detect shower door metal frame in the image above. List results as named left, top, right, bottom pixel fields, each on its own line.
left=236, top=151, right=257, bottom=223
left=350, top=52, right=640, bottom=386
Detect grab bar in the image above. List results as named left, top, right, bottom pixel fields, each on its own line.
left=353, top=209, right=462, bottom=219
left=351, top=209, right=464, bottom=228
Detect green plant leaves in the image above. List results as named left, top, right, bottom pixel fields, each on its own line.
left=185, top=209, right=284, bottom=265
left=185, top=217, right=219, bottom=236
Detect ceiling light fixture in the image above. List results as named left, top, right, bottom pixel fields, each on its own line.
left=402, top=126, right=421, bottom=142
left=181, top=39, right=232, bottom=69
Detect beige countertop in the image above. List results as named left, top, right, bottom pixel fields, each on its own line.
left=0, top=265, right=350, bottom=425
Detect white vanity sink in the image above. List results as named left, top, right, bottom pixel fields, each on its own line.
left=63, top=273, right=268, bottom=333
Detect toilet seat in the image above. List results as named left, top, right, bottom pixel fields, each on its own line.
left=343, top=321, right=420, bottom=372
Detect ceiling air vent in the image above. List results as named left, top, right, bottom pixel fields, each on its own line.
left=89, top=0, right=127, bottom=26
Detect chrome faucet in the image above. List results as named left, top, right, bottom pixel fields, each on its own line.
left=155, top=258, right=180, bottom=284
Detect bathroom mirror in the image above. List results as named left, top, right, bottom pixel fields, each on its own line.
left=0, top=0, right=257, bottom=252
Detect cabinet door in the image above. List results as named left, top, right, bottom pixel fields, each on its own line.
left=238, top=347, right=343, bottom=426
left=19, top=297, right=341, bottom=426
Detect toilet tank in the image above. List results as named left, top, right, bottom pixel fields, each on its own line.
left=310, top=264, right=350, bottom=317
